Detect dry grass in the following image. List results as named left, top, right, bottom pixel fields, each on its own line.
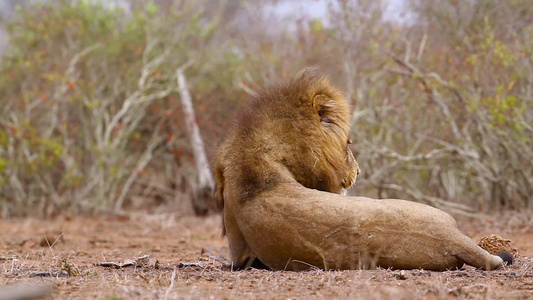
left=0, top=214, right=532, bottom=299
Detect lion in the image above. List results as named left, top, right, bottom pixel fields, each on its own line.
left=214, top=68, right=510, bottom=271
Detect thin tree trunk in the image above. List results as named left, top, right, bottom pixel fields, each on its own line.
left=176, top=68, right=215, bottom=215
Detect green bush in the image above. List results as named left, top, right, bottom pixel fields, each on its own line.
left=0, top=0, right=242, bottom=216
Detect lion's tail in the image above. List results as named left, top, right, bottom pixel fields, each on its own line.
left=455, top=233, right=509, bottom=270
left=497, top=251, right=513, bottom=265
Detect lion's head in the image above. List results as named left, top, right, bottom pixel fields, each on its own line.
left=215, top=68, right=359, bottom=206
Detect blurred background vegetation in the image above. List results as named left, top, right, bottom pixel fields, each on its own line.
left=0, top=0, right=531, bottom=217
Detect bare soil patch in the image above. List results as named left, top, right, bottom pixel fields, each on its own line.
left=0, top=213, right=532, bottom=299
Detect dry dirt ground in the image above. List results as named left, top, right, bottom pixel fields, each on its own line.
left=0, top=212, right=532, bottom=299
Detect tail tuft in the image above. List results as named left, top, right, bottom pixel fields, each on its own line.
left=497, top=251, right=513, bottom=265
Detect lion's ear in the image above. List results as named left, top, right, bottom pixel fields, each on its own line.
left=313, top=94, right=337, bottom=124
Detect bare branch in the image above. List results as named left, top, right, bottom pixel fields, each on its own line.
left=389, top=55, right=461, bottom=139
left=381, top=183, right=478, bottom=217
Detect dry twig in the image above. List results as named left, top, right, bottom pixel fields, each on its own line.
left=96, top=255, right=151, bottom=269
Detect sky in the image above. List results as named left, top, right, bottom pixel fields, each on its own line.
left=271, top=0, right=409, bottom=24
left=272, top=0, right=330, bottom=20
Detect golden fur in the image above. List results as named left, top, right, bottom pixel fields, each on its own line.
left=215, top=69, right=505, bottom=271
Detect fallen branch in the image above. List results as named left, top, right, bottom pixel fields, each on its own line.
left=96, top=254, right=151, bottom=269
left=29, top=272, right=68, bottom=278
left=178, top=261, right=205, bottom=268
left=201, top=247, right=231, bottom=267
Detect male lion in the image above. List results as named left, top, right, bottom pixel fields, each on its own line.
left=215, top=69, right=508, bottom=271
